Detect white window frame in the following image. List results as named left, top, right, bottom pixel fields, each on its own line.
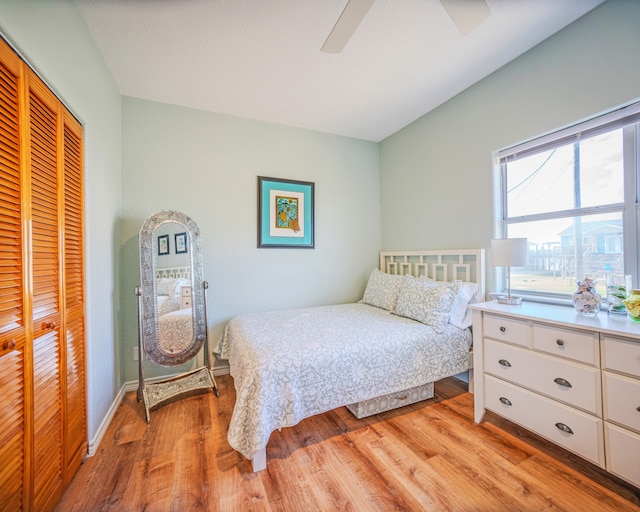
left=496, top=101, right=640, bottom=303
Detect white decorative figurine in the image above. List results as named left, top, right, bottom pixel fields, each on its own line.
left=572, top=277, right=601, bottom=317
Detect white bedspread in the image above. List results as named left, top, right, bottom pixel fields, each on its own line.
left=217, top=302, right=472, bottom=460
left=158, top=308, right=193, bottom=353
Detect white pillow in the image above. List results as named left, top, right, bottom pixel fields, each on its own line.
left=449, top=281, right=479, bottom=329
left=417, top=276, right=478, bottom=329
left=157, top=295, right=181, bottom=316
left=156, top=277, right=179, bottom=296
left=395, top=278, right=461, bottom=333
left=361, top=268, right=405, bottom=312
left=156, top=277, right=189, bottom=297
left=175, top=278, right=189, bottom=293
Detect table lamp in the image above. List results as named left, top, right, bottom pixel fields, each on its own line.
left=491, top=238, right=528, bottom=305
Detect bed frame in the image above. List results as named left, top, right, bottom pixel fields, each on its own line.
left=155, top=265, right=191, bottom=280
left=379, top=249, right=485, bottom=298
left=250, top=249, right=485, bottom=472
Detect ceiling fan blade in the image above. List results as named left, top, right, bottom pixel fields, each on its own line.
left=440, top=0, right=490, bottom=36
left=321, top=0, right=375, bottom=54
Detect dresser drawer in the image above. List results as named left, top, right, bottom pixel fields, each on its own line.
left=484, top=375, right=604, bottom=467
left=484, top=338, right=601, bottom=415
left=603, top=371, right=640, bottom=433
left=180, top=286, right=192, bottom=309
left=604, top=422, right=640, bottom=488
left=533, top=323, right=599, bottom=366
left=483, top=314, right=530, bottom=347
left=601, top=337, right=640, bottom=378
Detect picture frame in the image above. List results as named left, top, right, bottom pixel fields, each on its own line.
left=175, top=232, right=188, bottom=254
left=258, top=176, right=314, bottom=248
left=157, top=234, right=169, bottom=256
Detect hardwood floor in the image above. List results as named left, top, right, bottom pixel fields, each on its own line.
left=55, top=375, right=640, bottom=511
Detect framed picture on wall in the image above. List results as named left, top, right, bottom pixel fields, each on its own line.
left=158, top=234, right=169, bottom=256
left=258, top=176, right=314, bottom=248
left=175, top=232, right=188, bottom=254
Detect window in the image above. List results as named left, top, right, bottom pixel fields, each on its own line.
left=497, top=102, right=640, bottom=302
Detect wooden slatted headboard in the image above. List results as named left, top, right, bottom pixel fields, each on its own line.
left=155, top=266, right=191, bottom=280
left=379, top=249, right=485, bottom=302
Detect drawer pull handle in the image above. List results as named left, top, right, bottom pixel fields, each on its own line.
left=395, top=395, right=408, bottom=401
left=45, top=321, right=56, bottom=330
left=2, top=339, right=16, bottom=350
left=555, top=422, right=573, bottom=435
left=499, top=326, right=506, bottom=332
left=499, top=397, right=512, bottom=406
left=498, top=359, right=512, bottom=368
left=554, top=377, right=572, bottom=388
left=556, top=339, right=564, bottom=346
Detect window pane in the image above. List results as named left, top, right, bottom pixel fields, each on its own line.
left=506, top=130, right=623, bottom=218
left=507, top=146, right=574, bottom=217
left=579, top=130, right=624, bottom=207
left=508, top=212, right=623, bottom=296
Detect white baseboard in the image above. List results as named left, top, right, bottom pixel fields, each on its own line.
left=86, top=365, right=230, bottom=458
left=87, top=384, right=126, bottom=457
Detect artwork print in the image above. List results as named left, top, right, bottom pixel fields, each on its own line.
left=276, top=195, right=300, bottom=232
left=258, top=176, right=314, bottom=248
left=175, top=232, right=188, bottom=254
left=158, top=234, right=169, bottom=256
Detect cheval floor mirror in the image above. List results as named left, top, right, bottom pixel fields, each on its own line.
left=136, top=210, right=219, bottom=422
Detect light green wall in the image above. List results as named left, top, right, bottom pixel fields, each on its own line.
left=2, top=0, right=637, bottom=449
left=379, top=0, right=640, bottom=294
left=0, top=0, right=122, bottom=440
left=120, top=97, right=381, bottom=381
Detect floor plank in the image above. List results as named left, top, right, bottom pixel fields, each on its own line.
left=55, top=375, right=640, bottom=511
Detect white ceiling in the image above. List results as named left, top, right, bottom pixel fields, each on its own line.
left=74, top=0, right=605, bottom=142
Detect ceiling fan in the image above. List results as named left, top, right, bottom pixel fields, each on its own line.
left=321, top=0, right=491, bottom=54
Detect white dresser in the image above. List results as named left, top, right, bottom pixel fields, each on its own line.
left=471, top=301, right=640, bottom=488
left=180, top=285, right=192, bottom=309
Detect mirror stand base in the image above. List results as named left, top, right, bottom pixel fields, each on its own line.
left=140, top=366, right=219, bottom=423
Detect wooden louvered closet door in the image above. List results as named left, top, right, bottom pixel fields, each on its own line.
left=0, top=39, right=28, bottom=512
left=0, top=36, right=85, bottom=512
left=62, top=110, right=85, bottom=482
left=29, top=71, right=64, bottom=512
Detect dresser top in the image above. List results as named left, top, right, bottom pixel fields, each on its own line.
left=470, top=301, right=640, bottom=342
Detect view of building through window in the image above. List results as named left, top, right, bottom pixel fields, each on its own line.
left=499, top=110, right=637, bottom=301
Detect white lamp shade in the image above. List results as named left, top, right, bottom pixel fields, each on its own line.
left=491, top=238, right=528, bottom=267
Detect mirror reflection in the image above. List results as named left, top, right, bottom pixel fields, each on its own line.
left=154, top=222, right=194, bottom=353
left=138, top=210, right=206, bottom=367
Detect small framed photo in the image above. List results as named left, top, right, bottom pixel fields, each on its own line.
left=157, top=234, right=169, bottom=256
left=258, top=176, right=314, bottom=248
left=175, top=232, right=188, bottom=254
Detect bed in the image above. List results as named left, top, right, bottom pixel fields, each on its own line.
left=216, top=249, right=485, bottom=471
left=158, top=308, right=193, bottom=353
left=155, top=267, right=193, bottom=353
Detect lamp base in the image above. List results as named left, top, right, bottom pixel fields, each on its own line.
left=497, top=296, right=523, bottom=305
